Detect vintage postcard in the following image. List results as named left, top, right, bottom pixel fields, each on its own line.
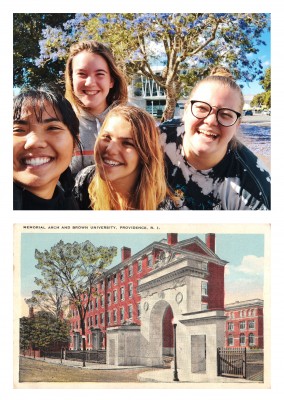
left=14, top=223, right=270, bottom=389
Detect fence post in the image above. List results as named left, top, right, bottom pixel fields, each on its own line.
left=243, top=348, right=247, bottom=379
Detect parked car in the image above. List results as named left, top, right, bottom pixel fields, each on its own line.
left=262, top=109, right=271, bottom=115
left=244, top=110, right=253, bottom=116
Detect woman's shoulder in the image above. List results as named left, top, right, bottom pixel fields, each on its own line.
left=73, top=165, right=96, bottom=210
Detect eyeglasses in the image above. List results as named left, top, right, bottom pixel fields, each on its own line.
left=190, top=100, right=241, bottom=127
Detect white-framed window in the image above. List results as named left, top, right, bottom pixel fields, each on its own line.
left=101, top=295, right=104, bottom=307
left=120, top=307, right=125, bottom=322
left=251, top=309, right=255, bottom=316
left=95, top=315, right=98, bottom=326
left=137, top=303, right=141, bottom=319
left=113, top=290, right=117, bottom=303
left=90, top=301, right=93, bottom=311
left=107, top=292, right=111, bottom=305
left=148, top=255, right=153, bottom=267
left=100, top=313, right=104, bottom=324
left=128, top=304, right=133, bottom=320
left=107, top=277, right=111, bottom=289
left=240, top=321, right=246, bottom=330
left=240, top=310, right=243, bottom=317
left=249, top=333, right=255, bottom=346
left=120, top=269, right=125, bottom=282
left=243, top=310, right=247, bottom=317
left=201, top=281, right=208, bottom=296
left=128, top=264, right=133, bottom=277
left=90, top=316, right=93, bottom=326
left=113, top=309, right=117, bottom=323
left=231, top=312, right=234, bottom=319
left=228, top=335, right=234, bottom=346
left=201, top=303, right=208, bottom=311
left=138, top=259, right=142, bottom=272
left=240, top=334, right=246, bottom=346
left=228, top=322, right=234, bottom=331
left=107, top=311, right=111, bottom=325
left=95, top=298, right=98, bottom=308
left=128, top=283, right=133, bottom=298
left=113, top=273, right=117, bottom=285
left=100, top=280, right=104, bottom=290
left=248, top=320, right=255, bottom=330
left=120, top=287, right=125, bottom=301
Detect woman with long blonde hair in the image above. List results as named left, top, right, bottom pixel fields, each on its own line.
left=73, top=105, right=182, bottom=210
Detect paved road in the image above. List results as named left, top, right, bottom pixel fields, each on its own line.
left=241, top=114, right=271, bottom=126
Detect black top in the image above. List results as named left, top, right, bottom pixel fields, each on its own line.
left=160, top=119, right=271, bottom=210
left=13, top=182, right=79, bottom=210
left=73, top=165, right=183, bottom=210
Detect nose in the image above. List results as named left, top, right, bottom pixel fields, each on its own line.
left=105, top=139, right=120, bottom=153
left=203, top=108, right=218, bottom=125
left=85, top=75, right=95, bottom=86
left=24, top=131, right=47, bottom=150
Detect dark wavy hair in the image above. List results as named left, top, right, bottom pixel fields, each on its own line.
left=13, top=85, right=82, bottom=194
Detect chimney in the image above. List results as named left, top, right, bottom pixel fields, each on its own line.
left=28, top=306, right=34, bottom=319
left=205, top=233, right=215, bottom=252
left=167, top=233, right=178, bottom=245
left=121, top=246, right=131, bottom=261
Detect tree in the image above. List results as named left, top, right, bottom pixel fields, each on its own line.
left=13, top=13, right=75, bottom=89
left=31, top=240, right=117, bottom=364
left=251, top=66, right=271, bottom=108
left=20, top=311, right=70, bottom=355
left=27, top=13, right=269, bottom=121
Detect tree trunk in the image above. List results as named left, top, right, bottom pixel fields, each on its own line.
left=161, top=82, right=179, bottom=123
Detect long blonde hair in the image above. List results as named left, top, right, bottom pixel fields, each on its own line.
left=88, top=105, right=172, bottom=210
left=65, top=40, right=128, bottom=114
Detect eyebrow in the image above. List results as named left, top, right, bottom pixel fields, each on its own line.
left=102, top=131, right=134, bottom=141
left=13, top=117, right=62, bottom=124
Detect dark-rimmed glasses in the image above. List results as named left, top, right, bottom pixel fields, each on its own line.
left=190, top=100, right=241, bottom=127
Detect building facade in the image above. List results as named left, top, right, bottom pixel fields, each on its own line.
left=224, top=299, right=264, bottom=349
left=69, top=233, right=226, bottom=351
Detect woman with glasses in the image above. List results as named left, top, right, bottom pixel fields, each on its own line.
left=160, top=66, right=271, bottom=210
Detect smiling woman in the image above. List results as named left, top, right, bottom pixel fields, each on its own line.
left=13, top=86, right=81, bottom=210
left=160, top=66, right=271, bottom=210
left=73, top=105, right=183, bottom=210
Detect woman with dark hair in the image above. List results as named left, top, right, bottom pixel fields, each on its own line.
left=13, top=85, right=81, bottom=210
left=160, top=66, right=271, bottom=210
left=65, top=40, right=128, bottom=175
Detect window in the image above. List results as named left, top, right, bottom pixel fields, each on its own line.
left=240, top=334, right=246, bottom=346
left=113, top=273, right=117, bottom=285
left=128, top=283, right=133, bottom=298
left=90, top=301, right=93, bottom=311
left=113, top=290, right=117, bottom=303
left=128, top=305, right=133, bottom=320
left=231, top=312, right=235, bottom=319
left=201, top=303, right=208, bottom=310
left=137, top=303, right=141, bottom=319
left=100, top=280, right=104, bottom=290
left=101, top=295, right=104, bottom=307
left=120, top=269, right=125, bottom=282
left=148, top=255, right=153, bottom=267
left=113, top=309, right=117, bottom=323
left=228, top=335, right=234, bottom=346
left=201, top=281, right=208, bottom=296
left=95, top=315, right=98, bottom=326
left=100, top=313, right=104, bottom=324
left=228, top=322, right=234, bottom=331
left=90, top=316, right=93, bottom=326
left=251, top=309, right=255, bottom=316
left=249, top=333, right=255, bottom=346
left=107, top=293, right=111, bottom=305
left=107, top=277, right=111, bottom=289
left=240, top=321, right=246, bottom=330
left=120, top=307, right=125, bottom=322
left=243, top=310, right=246, bottom=317
left=129, top=265, right=133, bottom=277
left=95, top=298, right=98, bottom=309
left=120, top=287, right=125, bottom=301
left=248, top=320, right=255, bottom=330
left=138, top=259, right=142, bottom=272
left=240, top=310, right=243, bottom=317
left=107, top=312, right=111, bottom=325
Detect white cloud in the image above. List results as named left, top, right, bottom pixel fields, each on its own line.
left=227, top=255, right=264, bottom=276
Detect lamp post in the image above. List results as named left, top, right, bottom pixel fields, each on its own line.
left=172, top=320, right=179, bottom=382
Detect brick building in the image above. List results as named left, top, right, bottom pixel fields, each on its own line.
left=69, top=233, right=226, bottom=351
left=224, top=299, right=264, bottom=349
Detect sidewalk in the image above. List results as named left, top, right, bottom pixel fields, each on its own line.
left=23, top=356, right=249, bottom=384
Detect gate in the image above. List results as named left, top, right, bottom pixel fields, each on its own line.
left=217, top=348, right=246, bottom=378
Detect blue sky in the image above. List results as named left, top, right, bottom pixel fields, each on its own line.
left=19, top=230, right=266, bottom=314
left=238, top=29, right=271, bottom=95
